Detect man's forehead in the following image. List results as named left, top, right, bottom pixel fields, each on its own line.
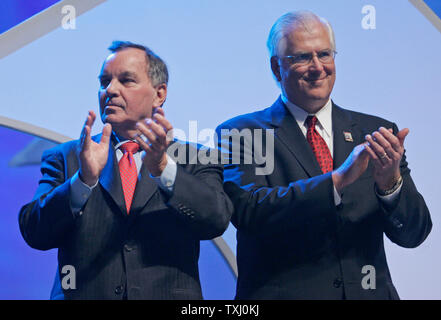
left=279, top=21, right=331, bottom=54
left=100, top=48, right=148, bottom=74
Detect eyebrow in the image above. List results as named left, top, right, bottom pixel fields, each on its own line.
left=98, top=71, right=138, bottom=80
left=119, top=71, right=138, bottom=79
left=290, top=48, right=332, bottom=55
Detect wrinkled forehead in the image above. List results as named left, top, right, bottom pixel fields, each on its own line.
left=278, top=19, right=331, bottom=55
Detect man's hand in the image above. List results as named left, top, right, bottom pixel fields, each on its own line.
left=78, top=110, right=112, bottom=186
left=364, top=127, right=408, bottom=192
left=332, top=143, right=370, bottom=194
left=133, top=107, right=173, bottom=177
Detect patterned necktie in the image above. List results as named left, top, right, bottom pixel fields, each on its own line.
left=119, top=142, right=139, bottom=213
left=305, top=115, right=333, bottom=173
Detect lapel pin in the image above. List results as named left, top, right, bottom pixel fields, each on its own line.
left=343, top=131, right=353, bottom=142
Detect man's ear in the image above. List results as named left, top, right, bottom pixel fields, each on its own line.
left=153, top=83, right=167, bottom=108
left=270, top=56, right=282, bottom=82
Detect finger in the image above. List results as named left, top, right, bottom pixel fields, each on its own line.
left=83, top=110, right=96, bottom=131
left=396, top=128, right=409, bottom=146
left=81, top=125, right=91, bottom=150
left=146, top=119, right=167, bottom=145
left=371, top=130, right=399, bottom=161
left=81, top=111, right=95, bottom=150
left=359, top=143, right=371, bottom=161
left=378, top=127, right=402, bottom=156
left=150, top=115, right=171, bottom=142
left=365, top=144, right=385, bottom=169
left=133, top=132, right=154, bottom=154
left=153, top=113, right=174, bottom=142
left=153, top=113, right=173, bottom=132
left=153, top=106, right=165, bottom=118
left=88, top=110, right=96, bottom=125
left=100, top=123, right=112, bottom=146
left=136, top=120, right=158, bottom=147
left=365, top=134, right=389, bottom=165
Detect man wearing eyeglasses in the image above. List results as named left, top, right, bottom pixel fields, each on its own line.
left=216, top=11, right=431, bottom=299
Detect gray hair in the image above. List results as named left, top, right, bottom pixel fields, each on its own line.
left=266, top=11, right=336, bottom=57
left=108, top=40, right=169, bottom=87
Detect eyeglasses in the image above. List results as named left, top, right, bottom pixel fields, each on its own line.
left=279, top=49, right=337, bottom=67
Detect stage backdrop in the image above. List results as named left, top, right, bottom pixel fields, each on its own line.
left=1, top=0, right=440, bottom=299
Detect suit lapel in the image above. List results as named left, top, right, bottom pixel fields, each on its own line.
left=95, top=133, right=162, bottom=216
left=97, top=134, right=127, bottom=215
left=270, top=97, right=323, bottom=177
left=332, top=102, right=358, bottom=169
left=130, top=161, right=158, bottom=215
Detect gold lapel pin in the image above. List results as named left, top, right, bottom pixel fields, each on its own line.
left=343, top=131, right=353, bottom=142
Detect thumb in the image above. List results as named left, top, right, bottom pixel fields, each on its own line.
left=396, top=128, right=409, bottom=146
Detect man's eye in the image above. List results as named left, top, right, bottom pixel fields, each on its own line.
left=318, top=51, right=331, bottom=58
left=295, top=53, right=311, bottom=62
left=100, top=79, right=110, bottom=88
left=122, top=78, right=135, bottom=83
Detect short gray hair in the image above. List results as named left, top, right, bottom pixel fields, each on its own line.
left=266, top=11, right=336, bottom=57
left=108, top=40, right=169, bottom=87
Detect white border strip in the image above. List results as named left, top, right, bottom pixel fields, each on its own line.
left=0, top=115, right=72, bottom=143
left=213, top=237, right=238, bottom=277
left=409, top=0, right=441, bottom=34
left=0, top=0, right=107, bottom=59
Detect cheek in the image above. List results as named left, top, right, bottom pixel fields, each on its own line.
left=326, top=70, right=336, bottom=87
left=325, top=64, right=336, bottom=76
left=126, top=90, right=154, bottom=117
left=284, top=69, right=303, bottom=85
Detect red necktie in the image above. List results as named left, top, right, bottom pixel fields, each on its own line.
left=119, top=142, right=139, bottom=213
left=305, top=116, right=333, bottom=173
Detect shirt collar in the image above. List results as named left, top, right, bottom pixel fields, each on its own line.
left=112, top=132, right=138, bottom=151
left=281, top=94, right=333, bottom=137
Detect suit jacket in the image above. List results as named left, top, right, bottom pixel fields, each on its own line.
left=19, top=136, right=233, bottom=300
left=216, top=97, right=432, bottom=300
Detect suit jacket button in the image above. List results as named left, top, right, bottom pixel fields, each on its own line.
left=115, top=285, right=124, bottom=295
left=333, top=278, right=343, bottom=288
left=124, top=244, right=133, bottom=252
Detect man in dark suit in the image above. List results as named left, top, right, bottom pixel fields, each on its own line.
left=19, top=41, right=233, bottom=299
left=216, top=11, right=432, bottom=299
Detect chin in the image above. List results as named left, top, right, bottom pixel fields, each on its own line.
left=306, top=87, right=331, bottom=99
left=102, top=114, right=124, bottom=126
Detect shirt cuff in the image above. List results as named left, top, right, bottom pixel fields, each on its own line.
left=150, top=154, right=177, bottom=193
left=376, top=181, right=403, bottom=204
left=70, top=171, right=97, bottom=216
left=333, top=184, right=342, bottom=206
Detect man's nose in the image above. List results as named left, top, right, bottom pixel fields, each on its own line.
left=105, top=79, right=120, bottom=97
left=309, top=55, right=325, bottom=72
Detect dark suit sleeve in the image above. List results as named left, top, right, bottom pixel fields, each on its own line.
left=165, top=148, right=234, bottom=240
left=18, top=148, right=76, bottom=250
left=380, top=124, right=432, bottom=248
left=216, top=124, right=336, bottom=237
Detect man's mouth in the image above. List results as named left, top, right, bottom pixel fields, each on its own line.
left=105, top=100, right=124, bottom=108
left=304, top=76, right=327, bottom=83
